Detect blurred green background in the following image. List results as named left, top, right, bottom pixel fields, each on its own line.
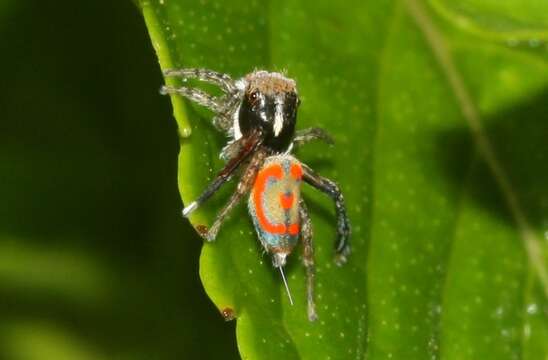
left=0, top=1, right=238, bottom=359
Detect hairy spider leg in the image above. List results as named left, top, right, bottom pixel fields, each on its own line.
left=163, top=68, right=237, bottom=93
left=182, top=130, right=263, bottom=217
left=299, top=199, right=318, bottom=321
left=292, top=127, right=335, bottom=148
left=160, top=85, right=224, bottom=113
left=213, top=93, right=242, bottom=133
left=203, top=150, right=267, bottom=242
left=301, top=163, right=351, bottom=265
left=162, top=68, right=244, bottom=133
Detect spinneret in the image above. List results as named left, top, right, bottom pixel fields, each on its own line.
left=161, top=68, right=351, bottom=321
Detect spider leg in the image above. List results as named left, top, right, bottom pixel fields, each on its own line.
left=293, top=127, right=334, bottom=148
left=301, top=164, right=351, bottom=265
left=160, top=85, right=224, bottom=113
left=220, top=138, right=243, bottom=161
left=163, top=68, right=237, bottom=93
left=182, top=130, right=263, bottom=217
left=162, top=69, right=243, bottom=133
left=203, top=150, right=266, bottom=242
left=299, top=200, right=318, bottom=321
left=213, top=94, right=242, bottom=133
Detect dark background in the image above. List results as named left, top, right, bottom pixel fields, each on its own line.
left=0, top=1, right=238, bottom=358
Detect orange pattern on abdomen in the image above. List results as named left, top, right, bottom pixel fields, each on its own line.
left=251, top=159, right=302, bottom=236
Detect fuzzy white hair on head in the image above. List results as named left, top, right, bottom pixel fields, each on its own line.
left=273, top=95, right=284, bottom=136
left=235, top=78, right=247, bottom=91
left=232, top=103, right=242, bottom=139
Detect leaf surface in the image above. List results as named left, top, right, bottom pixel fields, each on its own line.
left=139, top=0, right=548, bottom=358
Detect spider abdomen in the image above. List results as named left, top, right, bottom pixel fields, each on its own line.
left=248, top=155, right=303, bottom=258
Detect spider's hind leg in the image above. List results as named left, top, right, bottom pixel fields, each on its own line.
left=299, top=200, right=318, bottom=321
left=301, top=164, right=351, bottom=265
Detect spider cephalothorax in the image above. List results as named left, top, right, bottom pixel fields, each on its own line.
left=161, top=68, right=350, bottom=321
left=236, top=71, right=299, bottom=152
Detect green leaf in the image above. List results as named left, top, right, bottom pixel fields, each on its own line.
left=429, top=0, right=548, bottom=41
left=138, top=0, right=548, bottom=358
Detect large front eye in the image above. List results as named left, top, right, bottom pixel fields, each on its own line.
left=249, top=90, right=260, bottom=105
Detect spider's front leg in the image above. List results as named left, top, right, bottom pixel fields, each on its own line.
left=203, top=149, right=267, bottom=242
left=160, top=85, right=224, bottom=113
left=182, top=129, right=263, bottom=218
left=161, top=68, right=242, bottom=133
left=163, top=68, right=237, bottom=93
left=299, top=200, right=318, bottom=321
left=301, top=164, right=351, bottom=265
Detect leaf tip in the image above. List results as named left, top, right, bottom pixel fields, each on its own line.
left=220, top=307, right=237, bottom=321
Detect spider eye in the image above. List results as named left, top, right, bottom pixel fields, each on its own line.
left=249, top=91, right=259, bottom=102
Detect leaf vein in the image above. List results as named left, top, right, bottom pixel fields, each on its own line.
left=403, top=0, right=548, bottom=299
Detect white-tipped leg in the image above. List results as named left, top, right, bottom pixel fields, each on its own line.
left=178, top=129, right=264, bottom=222
left=182, top=201, right=198, bottom=217
left=201, top=151, right=265, bottom=242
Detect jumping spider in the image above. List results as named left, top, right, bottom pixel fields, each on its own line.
left=161, top=68, right=351, bottom=321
